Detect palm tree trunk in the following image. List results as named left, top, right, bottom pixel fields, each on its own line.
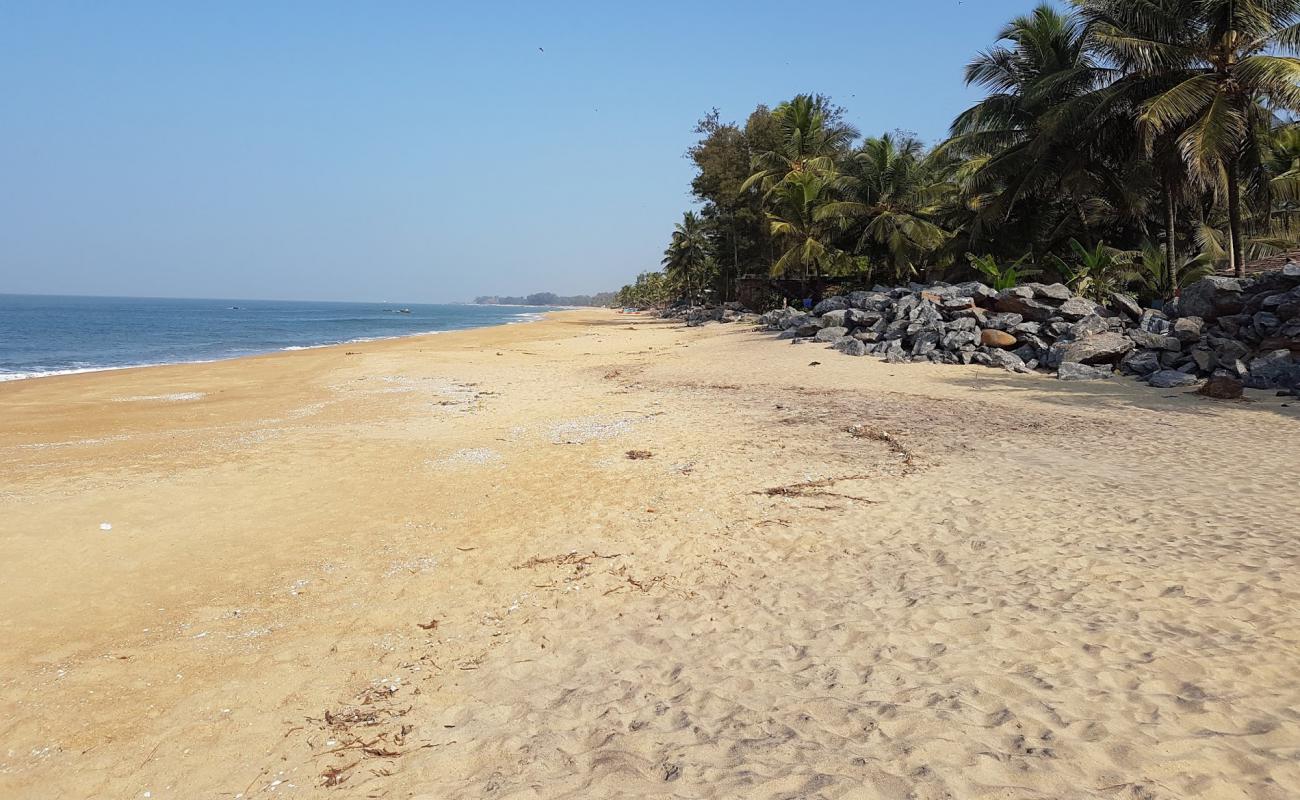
left=1164, top=178, right=1178, bottom=291
left=1228, top=159, right=1244, bottom=278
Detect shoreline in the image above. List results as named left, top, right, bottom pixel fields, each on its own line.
left=2, top=308, right=1298, bottom=797
left=0, top=308, right=559, bottom=385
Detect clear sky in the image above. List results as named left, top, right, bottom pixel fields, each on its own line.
left=0, top=0, right=1053, bottom=302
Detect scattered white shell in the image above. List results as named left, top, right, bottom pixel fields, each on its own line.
left=100, top=522, right=112, bottom=531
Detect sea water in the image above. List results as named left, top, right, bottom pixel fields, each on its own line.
left=0, top=294, right=550, bottom=381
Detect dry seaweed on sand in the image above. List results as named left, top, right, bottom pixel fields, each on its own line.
left=625, top=449, right=653, bottom=459
left=513, top=551, right=621, bottom=571
left=758, top=474, right=878, bottom=503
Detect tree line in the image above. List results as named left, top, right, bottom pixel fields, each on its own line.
left=616, top=0, right=1300, bottom=309
left=475, top=292, right=617, bottom=307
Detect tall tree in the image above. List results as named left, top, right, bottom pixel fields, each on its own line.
left=740, top=94, right=858, bottom=195
left=1085, top=0, right=1300, bottom=275
left=662, top=211, right=712, bottom=304
left=819, top=133, right=953, bottom=282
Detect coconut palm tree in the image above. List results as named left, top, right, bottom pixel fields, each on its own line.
left=817, top=133, right=953, bottom=282
left=1082, top=0, right=1300, bottom=276
left=942, top=3, right=1147, bottom=263
left=740, top=94, right=858, bottom=196
left=765, top=171, right=853, bottom=283
left=661, top=211, right=711, bottom=304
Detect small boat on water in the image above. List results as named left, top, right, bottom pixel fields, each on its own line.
left=398, top=308, right=411, bottom=314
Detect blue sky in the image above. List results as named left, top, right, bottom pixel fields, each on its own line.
left=0, top=0, right=1052, bottom=302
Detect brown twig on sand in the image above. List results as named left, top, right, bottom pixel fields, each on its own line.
left=845, top=425, right=921, bottom=471
left=416, top=619, right=439, bottom=631
left=758, top=474, right=878, bottom=503
left=514, top=551, right=621, bottom=571
left=322, top=761, right=358, bottom=787
left=625, top=449, right=653, bottom=460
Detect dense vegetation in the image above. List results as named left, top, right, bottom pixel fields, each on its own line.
left=475, top=292, right=616, bottom=307
left=617, top=0, right=1300, bottom=309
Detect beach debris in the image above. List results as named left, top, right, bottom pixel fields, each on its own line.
left=808, top=361, right=821, bottom=366
left=99, top=522, right=112, bottom=531
left=759, top=474, right=878, bottom=503
left=416, top=619, right=439, bottom=631
left=626, top=449, right=653, bottom=460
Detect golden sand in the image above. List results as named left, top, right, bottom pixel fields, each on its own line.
left=2, top=309, right=1299, bottom=798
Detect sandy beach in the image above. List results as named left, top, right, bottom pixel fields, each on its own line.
left=2, top=309, right=1299, bottom=799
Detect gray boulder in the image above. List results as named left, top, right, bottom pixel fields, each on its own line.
left=844, top=308, right=882, bottom=327
left=1120, top=349, right=1162, bottom=376
left=1033, top=283, right=1073, bottom=302
left=1058, top=362, right=1112, bottom=381
left=1068, top=315, right=1111, bottom=340
left=1057, top=296, right=1101, bottom=320
left=1127, top=329, right=1181, bottom=352
left=1245, top=349, right=1300, bottom=389
left=820, top=309, right=849, bottom=328
left=986, top=349, right=1027, bottom=371
left=984, top=312, right=1024, bottom=331
left=1109, top=292, right=1143, bottom=320
left=1180, top=277, right=1243, bottom=320
left=848, top=291, right=893, bottom=311
left=812, top=296, right=849, bottom=315
left=832, top=336, right=868, bottom=357
left=814, top=326, right=849, bottom=342
left=1049, top=332, right=1134, bottom=366
left=1147, top=369, right=1201, bottom=388
left=995, top=295, right=1058, bottom=322
left=1172, top=316, right=1204, bottom=343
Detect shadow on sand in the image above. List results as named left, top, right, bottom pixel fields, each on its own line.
left=937, top=368, right=1300, bottom=422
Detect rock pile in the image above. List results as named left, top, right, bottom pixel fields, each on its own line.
left=757, top=267, right=1300, bottom=395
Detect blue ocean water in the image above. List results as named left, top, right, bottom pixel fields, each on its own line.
left=0, top=294, right=550, bottom=381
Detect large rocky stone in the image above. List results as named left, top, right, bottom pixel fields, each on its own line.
left=1245, top=349, right=1300, bottom=389
left=1057, top=296, right=1101, bottom=320
left=1049, top=332, right=1134, bottom=366
left=832, top=336, right=867, bottom=357
left=980, top=329, right=1017, bottom=349
left=1213, top=338, right=1250, bottom=369
left=1147, top=369, right=1200, bottom=388
left=844, top=308, right=881, bottom=327
left=814, top=326, right=849, bottom=342
left=1171, top=316, right=1204, bottom=343
left=984, top=312, right=1024, bottom=331
left=995, top=295, right=1057, bottom=322
left=812, top=296, right=849, bottom=315
left=942, top=330, right=978, bottom=350
left=1180, top=277, right=1243, bottom=320
left=848, top=291, right=892, bottom=311
left=820, top=309, right=849, bottom=328
left=910, top=330, right=940, bottom=357
left=986, top=349, right=1027, bottom=371
left=1198, top=375, right=1244, bottom=399
left=1120, top=349, right=1162, bottom=376
left=1069, top=315, right=1110, bottom=340
left=1127, top=328, right=1181, bottom=352
left=795, top=322, right=822, bottom=338
left=1109, top=292, right=1143, bottom=320
left=1033, top=283, right=1073, bottom=302
left=1058, top=362, right=1112, bottom=381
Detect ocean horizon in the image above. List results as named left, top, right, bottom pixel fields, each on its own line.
left=0, top=293, right=551, bottom=381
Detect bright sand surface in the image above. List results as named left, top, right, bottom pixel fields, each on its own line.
left=2, top=309, right=1299, bottom=799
